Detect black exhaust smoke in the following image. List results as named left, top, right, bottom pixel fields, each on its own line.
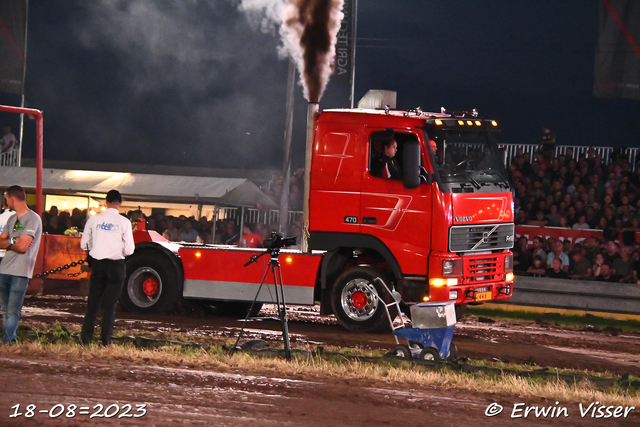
left=282, top=0, right=344, bottom=103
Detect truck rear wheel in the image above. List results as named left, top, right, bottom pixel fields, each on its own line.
left=121, top=252, right=180, bottom=313
left=331, top=266, right=394, bottom=333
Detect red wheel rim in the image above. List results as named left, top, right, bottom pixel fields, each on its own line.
left=351, top=290, right=368, bottom=309
left=142, top=277, right=159, bottom=297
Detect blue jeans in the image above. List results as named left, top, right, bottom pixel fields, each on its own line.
left=0, top=274, right=30, bottom=344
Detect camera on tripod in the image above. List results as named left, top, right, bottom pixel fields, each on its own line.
left=235, top=231, right=296, bottom=361
left=262, top=232, right=297, bottom=249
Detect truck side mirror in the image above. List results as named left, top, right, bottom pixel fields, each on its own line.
left=403, top=140, right=421, bottom=189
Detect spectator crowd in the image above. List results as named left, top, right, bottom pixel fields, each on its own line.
left=39, top=167, right=307, bottom=249
left=261, top=167, right=305, bottom=212
left=41, top=207, right=304, bottom=250
left=510, top=131, right=640, bottom=283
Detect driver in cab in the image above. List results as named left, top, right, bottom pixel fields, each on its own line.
left=372, top=137, right=402, bottom=179
left=429, top=139, right=440, bottom=161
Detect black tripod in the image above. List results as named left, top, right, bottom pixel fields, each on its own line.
left=230, top=246, right=292, bottom=361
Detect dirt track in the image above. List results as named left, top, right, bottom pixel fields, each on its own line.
left=0, top=296, right=639, bottom=426
left=17, top=295, right=640, bottom=376
left=0, top=354, right=514, bottom=426
left=3, top=352, right=638, bottom=427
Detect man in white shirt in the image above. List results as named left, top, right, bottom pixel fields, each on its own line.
left=1, top=125, right=16, bottom=153
left=80, top=189, right=135, bottom=346
left=572, top=214, right=591, bottom=230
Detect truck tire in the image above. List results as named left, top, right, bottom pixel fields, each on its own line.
left=330, top=266, right=394, bottom=333
left=120, top=252, right=180, bottom=313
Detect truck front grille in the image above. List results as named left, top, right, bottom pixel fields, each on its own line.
left=449, top=223, right=514, bottom=253
left=466, top=257, right=499, bottom=283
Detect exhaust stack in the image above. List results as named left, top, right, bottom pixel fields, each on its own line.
left=302, top=102, right=319, bottom=253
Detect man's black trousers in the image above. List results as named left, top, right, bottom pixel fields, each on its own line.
left=81, top=258, right=125, bottom=346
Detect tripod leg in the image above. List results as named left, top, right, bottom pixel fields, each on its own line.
left=230, top=261, right=271, bottom=356
left=281, top=313, right=292, bottom=361
left=272, top=262, right=292, bottom=361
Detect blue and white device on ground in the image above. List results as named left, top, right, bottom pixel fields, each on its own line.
left=372, top=278, right=458, bottom=361
left=394, top=302, right=457, bottom=360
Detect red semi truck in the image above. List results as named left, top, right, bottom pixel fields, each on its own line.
left=122, top=105, right=515, bottom=332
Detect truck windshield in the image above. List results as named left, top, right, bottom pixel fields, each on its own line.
left=427, top=129, right=509, bottom=193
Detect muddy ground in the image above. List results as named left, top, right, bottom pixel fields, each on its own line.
left=1, top=296, right=639, bottom=426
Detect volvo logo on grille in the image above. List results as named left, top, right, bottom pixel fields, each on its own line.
left=471, top=224, right=500, bottom=250
left=455, top=216, right=472, bottom=222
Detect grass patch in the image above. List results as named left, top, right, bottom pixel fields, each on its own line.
left=466, top=306, right=640, bottom=332
left=4, top=322, right=639, bottom=408
left=465, top=358, right=640, bottom=383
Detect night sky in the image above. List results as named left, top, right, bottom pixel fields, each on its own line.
left=2, top=0, right=639, bottom=171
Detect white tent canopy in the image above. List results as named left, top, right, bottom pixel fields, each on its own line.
left=216, top=180, right=278, bottom=210
left=0, top=166, right=275, bottom=207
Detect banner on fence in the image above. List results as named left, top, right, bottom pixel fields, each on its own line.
left=515, top=225, right=640, bottom=249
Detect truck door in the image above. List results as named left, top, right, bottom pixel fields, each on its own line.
left=309, top=126, right=362, bottom=234
left=360, top=129, right=432, bottom=276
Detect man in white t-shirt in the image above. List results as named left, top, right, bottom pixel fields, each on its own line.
left=80, top=189, right=135, bottom=346
left=0, top=197, right=16, bottom=260
left=572, top=214, right=591, bottom=230
left=1, top=125, right=16, bottom=153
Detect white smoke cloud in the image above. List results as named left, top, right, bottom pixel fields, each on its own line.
left=26, top=0, right=347, bottom=168
left=237, top=0, right=284, bottom=35
left=21, top=1, right=349, bottom=169
left=75, top=1, right=270, bottom=94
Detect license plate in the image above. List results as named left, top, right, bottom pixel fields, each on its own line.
left=475, top=291, right=492, bottom=301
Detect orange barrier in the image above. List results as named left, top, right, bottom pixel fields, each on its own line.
left=29, top=234, right=88, bottom=294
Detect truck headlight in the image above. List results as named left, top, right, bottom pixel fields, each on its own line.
left=430, top=278, right=459, bottom=287
left=442, top=258, right=463, bottom=276
left=504, top=254, right=513, bottom=272
left=431, top=278, right=445, bottom=287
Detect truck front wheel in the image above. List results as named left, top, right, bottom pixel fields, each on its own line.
left=331, top=266, right=394, bottom=333
left=121, top=252, right=180, bottom=313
